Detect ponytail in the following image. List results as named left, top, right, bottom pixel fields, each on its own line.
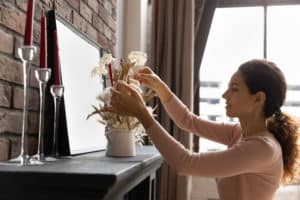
left=267, top=111, right=300, bottom=184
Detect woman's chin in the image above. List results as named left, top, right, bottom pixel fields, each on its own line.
left=225, top=111, right=235, bottom=118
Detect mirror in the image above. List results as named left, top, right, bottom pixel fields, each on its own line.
left=54, top=16, right=106, bottom=155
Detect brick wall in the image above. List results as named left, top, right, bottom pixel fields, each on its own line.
left=0, top=0, right=117, bottom=160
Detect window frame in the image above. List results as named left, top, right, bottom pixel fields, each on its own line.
left=199, top=2, right=300, bottom=153
left=217, top=0, right=300, bottom=8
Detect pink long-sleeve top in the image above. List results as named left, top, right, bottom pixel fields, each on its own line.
left=146, top=95, right=283, bottom=200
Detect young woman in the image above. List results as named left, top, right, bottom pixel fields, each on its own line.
left=105, top=59, right=300, bottom=200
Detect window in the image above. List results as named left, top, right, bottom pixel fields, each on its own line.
left=199, top=5, right=300, bottom=152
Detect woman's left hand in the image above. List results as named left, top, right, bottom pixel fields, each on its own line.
left=104, top=81, right=146, bottom=118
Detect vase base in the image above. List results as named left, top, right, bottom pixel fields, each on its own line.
left=105, top=129, right=136, bottom=157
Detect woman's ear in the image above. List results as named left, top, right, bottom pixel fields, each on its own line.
left=254, top=91, right=266, bottom=106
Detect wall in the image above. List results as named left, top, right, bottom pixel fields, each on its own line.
left=0, top=0, right=117, bottom=160
left=122, top=0, right=148, bottom=57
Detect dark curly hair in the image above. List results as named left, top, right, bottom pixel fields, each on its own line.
left=239, top=59, right=300, bottom=184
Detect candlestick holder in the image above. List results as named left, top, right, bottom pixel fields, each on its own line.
left=29, top=68, right=51, bottom=164
left=45, top=84, right=64, bottom=161
left=7, top=45, right=36, bottom=166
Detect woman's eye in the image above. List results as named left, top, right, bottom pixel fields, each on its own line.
left=231, top=88, right=239, bottom=92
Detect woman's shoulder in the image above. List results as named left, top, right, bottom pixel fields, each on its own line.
left=241, top=132, right=281, bottom=159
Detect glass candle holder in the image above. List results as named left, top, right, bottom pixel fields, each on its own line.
left=8, top=45, right=36, bottom=166
left=29, top=68, right=51, bottom=164
left=45, top=84, right=64, bottom=161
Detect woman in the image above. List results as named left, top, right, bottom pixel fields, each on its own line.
left=105, top=59, right=300, bottom=200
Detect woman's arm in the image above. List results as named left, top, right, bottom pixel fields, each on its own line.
left=146, top=121, right=277, bottom=178
left=163, top=94, right=241, bottom=146
left=135, top=67, right=240, bottom=146
left=108, top=82, right=276, bottom=177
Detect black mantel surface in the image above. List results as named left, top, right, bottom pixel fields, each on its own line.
left=0, top=146, right=163, bottom=200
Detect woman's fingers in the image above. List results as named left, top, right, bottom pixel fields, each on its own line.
left=134, top=67, right=153, bottom=79
left=136, top=66, right=153, bottom=74
left=135, top=74, right=157, bottom=89
left=115, top=81, right=140, bottom=98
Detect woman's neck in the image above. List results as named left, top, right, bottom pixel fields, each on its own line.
left=239, top=115, right=267, bottom=137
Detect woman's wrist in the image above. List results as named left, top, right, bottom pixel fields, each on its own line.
left=136, top=105, right=155, bottom=129
left=157, top=82, right=172, bottom=104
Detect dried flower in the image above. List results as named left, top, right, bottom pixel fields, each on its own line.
left=87, top=51, right=155, bottom=143
left=100, top=53, right=115, bottom=66
left=91, top=65, right=107, bottom=77
left=128, top=51, right=147, bottom=66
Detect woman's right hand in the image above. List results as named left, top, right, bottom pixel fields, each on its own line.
left=133, top=67, right=161, bottom=92
left=134, top=67, right=173, bottom=103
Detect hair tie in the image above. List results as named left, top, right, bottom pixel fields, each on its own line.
left=275, top=108, right=282, bottom=116
left=274, top=108, right=284, bottom=126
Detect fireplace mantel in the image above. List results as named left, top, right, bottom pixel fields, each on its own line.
left=0, top=146, right=163, bottom=200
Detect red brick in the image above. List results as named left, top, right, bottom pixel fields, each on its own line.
left=80, top=1, right=92, bottom=23
left=0, top=84, right=12, bottom=108
left=73, top=11, right=87, bottom=33
left=98, top=4, right=109, bottom=24
left=55, top=0, right=73, bottom=22
left=1, top=4, right=26, bottom=35
left=0, top=109, right=23, bottom=134
left=111, top=6, right=116, bottom=21
left=0, top=55, right=23, bottom=85
left=98, top=32, right=108, bottom=49
left=110, top=0, right=117, bottom=7
left=87, top=0, right=99, bottom=13
left=40, top=0, right=53, bottom=8
left=0, top=138, right=10, bottom=161
left=10, top=135, right=37, bottom=158
left=13, top=86, right=39, bottom=111
left=33, top=22, right=40, bottom=45
left=65, top=0, right=80, bottom=11
left=108, top=14, right=116, bottom=32
left=103, top=0, right=112, bottom=15
left=99, top=4, right=115, bottom=32
left=92, top=13, right=104, bottom=32
left=103, top=24, right=111, bottom=39
left=34, top=1, right=43, bottom=22
left=16, top=0, right=27, bottom=11
left=0, top=29, right=14, bottom=54
left=86, top=23, right=97, bottom=42
left=111, top=32, right=116, bottom=45
left=29, top=66, right=39, bottom=88
left=0, top=6, right=3, bottom=24
left=28, top=111, right=38, bottom=135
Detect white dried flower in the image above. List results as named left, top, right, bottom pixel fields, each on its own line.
left=88, top=50, right=154, bottom=144
left=91, top=66, right=108, bottom=77
left=128, top=51, right=147, bottom=66
left=100, top=53, right=115, bottom=65
left=97, top=87, right=112, bottom=105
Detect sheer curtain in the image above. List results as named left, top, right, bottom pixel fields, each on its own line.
left=150, top=0, right=194, bottom=199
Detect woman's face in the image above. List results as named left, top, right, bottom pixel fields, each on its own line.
left=222, top=71, right=259, bottom=118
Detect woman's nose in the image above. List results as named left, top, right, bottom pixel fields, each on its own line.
left=222, top=90, right=228, bottom=99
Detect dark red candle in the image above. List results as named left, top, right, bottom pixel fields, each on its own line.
left=39, top=15, right=47, bottom=68
left=24, top=0, right=35, bottom=45
left=53, top=31, right=61, bottom=85
left=108, top=63, right=114, bottom=86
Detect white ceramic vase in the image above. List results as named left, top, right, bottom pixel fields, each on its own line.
left=105, top=128, right=136, bottom=157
